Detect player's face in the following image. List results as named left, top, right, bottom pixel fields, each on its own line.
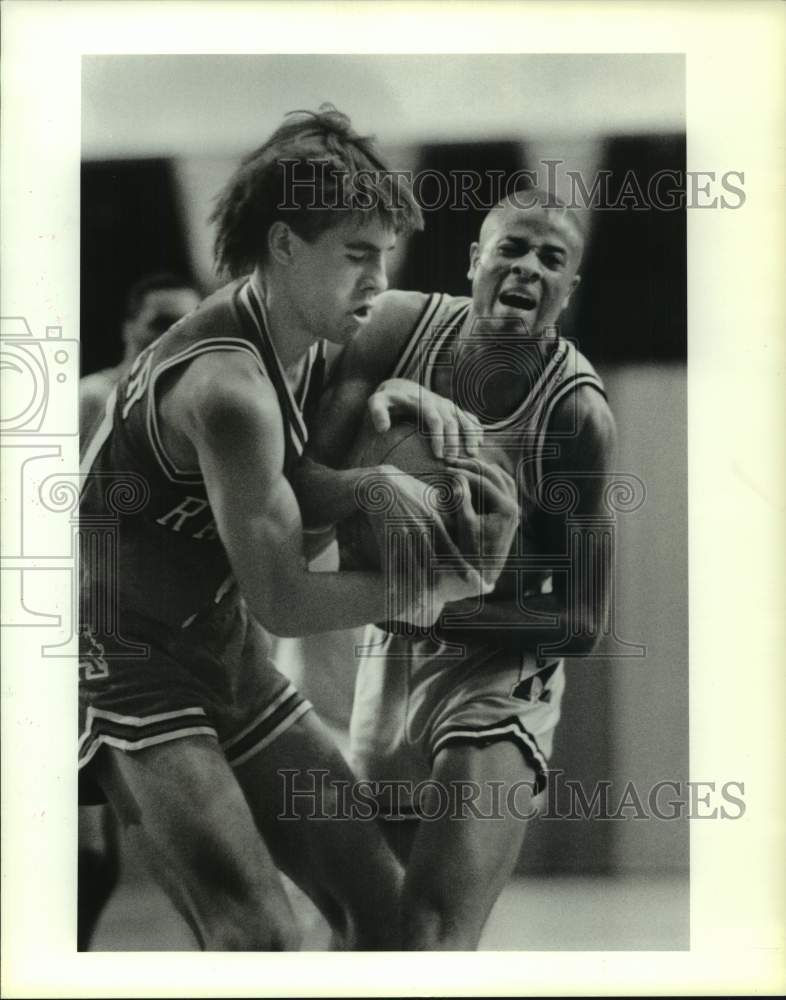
left=287, top=216, right=396, bottom=345
left=467, top=203, right=582, bottom=335
left=125, top=287, right=201, bottom=354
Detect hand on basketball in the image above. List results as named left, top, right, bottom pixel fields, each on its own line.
left=393, top=564, right=490, bottom=628
left=445, top=456, right=520, bottom=590
left=366, top=466, right=490, bottom=628
left=366, top=465, right=475, bottom=567
left=367, top=378, right=483, bottom=460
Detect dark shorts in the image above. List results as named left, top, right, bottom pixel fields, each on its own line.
left=78, top=598, right=311, bottom=803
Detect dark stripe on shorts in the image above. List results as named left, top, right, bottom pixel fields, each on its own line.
left=431, top=715, right=550, bottom=795
left=222, top=690, right=311, bottom=768
left=78, top=707, right=217, bottom=768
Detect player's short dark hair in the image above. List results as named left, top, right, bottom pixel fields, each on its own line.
left=499, top=181, right=586, bottom=246
left=210, top=104, right=424, bottom=278
left=124, top=272, right=198, bottom=320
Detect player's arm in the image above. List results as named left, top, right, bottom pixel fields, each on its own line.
left=182, top=355, right=479, bottom=635
left=293, top=291, right=420, bottom=527
left=434, top=389, right=618, bottom=657
left=79, top=372, right=113, bottom=441
left=297, top=291, right=482, bottom=528
left=307, top=291, right=415, bottom=469
left=180, top=358, right=407, bottom=635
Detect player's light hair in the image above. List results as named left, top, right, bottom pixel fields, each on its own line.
left=211, top=104, right=424, bottom=277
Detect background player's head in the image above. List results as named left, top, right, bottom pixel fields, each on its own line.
left=467, top=184, right=585, bottom=336
left=210, top=104, right=423, bottom=344
left=123, top=272, right=201, bottom=358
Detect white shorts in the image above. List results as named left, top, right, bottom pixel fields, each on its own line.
left=349, top=627, right=565, bottom=805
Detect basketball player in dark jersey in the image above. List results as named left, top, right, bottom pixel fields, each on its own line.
left=78, top=107, right=490, bottom=950
left=78, top=273, right=201, bottom=950
left=306, top=187, right=617, bottom=949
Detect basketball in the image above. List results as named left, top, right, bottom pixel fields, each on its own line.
left=337, top=420, right=459, bottom=571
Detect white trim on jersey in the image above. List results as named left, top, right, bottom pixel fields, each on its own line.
left=534, top=372, right=606, bottom=488
left=241, top=280, right=310, bottom=457
left=390, top=293, right=447, bottom=381
left=416, top=299, right=570, bottom=434
left=469, top=341, right=569, bottom=434
left=421, top=315, right=459, bottom=388
left=295, top=339, right=323, bottom=409
left=145, top=339, right=271, bottom=485
left=79, top=386, right=118, bottom=490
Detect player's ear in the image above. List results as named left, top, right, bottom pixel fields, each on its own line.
left=467, top=241, right=480, bottom=280
left=560, top=273, right=581, bottom=313
left=268, top=221, right=298, bottom=266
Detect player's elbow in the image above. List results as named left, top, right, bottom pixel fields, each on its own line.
left=249, top=595, right=303, bottom=638
left=562, top=631, right=602, bottom=658
left=561, top=605, right=608, bottom=657
left=262, top=618, right=304, bottom=639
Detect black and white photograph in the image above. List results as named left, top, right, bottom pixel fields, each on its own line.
left=1, top=2, right=784, bottom=997
left=76, top=51, right=690, bottom=954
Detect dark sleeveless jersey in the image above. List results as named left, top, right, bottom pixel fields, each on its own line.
left=388, top=292, right=609, bottom=598
left=79, top=278, right=327, bottom=631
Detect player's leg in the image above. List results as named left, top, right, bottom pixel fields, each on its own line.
left=379, top=814, right=419, bottom=863
left=77, top=804, right=120, bottom=950
left=94, top=734, right=300, bottom=950
left=234, top=710, right=404, bottom=950
left=400, top=740, right=537, bottom=950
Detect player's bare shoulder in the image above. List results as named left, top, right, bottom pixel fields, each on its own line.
left=549, top=382, right=617, bottom=473
left=188, top=350, right=278, bottom=430
left=160, top=349, right=282, bottom=467
left=348, top=290, right=431, bottom=377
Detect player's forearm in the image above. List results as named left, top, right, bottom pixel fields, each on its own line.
left=291, top=456, right=372, bottom=529
left=250, top=565, right=407, bottom=637
left=435, top=593, right=604, bottom=657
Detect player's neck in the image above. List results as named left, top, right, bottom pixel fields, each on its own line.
left=450, top=311, right=559, bottom=420
left=249, top=268, right=316, bottom=380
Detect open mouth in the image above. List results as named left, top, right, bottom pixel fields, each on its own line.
left=498, top=290, right=538, bottom=312
left=352, top=304, right=372, bottom=320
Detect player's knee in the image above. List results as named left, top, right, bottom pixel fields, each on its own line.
left=193, top=863, right=301, bottom=951
left=208, top=922, right=298, bottom=951
left=400, top=894, right=476, bottom=951
left=205, top=900, right=301, bottom=951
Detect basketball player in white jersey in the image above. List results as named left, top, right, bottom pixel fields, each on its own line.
left=78, top=107, right=498, bottom=950
left=305, top=186, right=617, bottom=949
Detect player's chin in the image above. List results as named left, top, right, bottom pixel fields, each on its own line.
left=494, top=307, right=538, bottom=332
left=337, top=309, right=372, bottom=342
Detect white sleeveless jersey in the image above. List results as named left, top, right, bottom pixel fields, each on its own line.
left=389, top=292, right=607, bottom=595
left=349, top=294, right=607, bottom=790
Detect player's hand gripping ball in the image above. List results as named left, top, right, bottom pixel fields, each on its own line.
left=338, top=419, right=519, bottom=595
